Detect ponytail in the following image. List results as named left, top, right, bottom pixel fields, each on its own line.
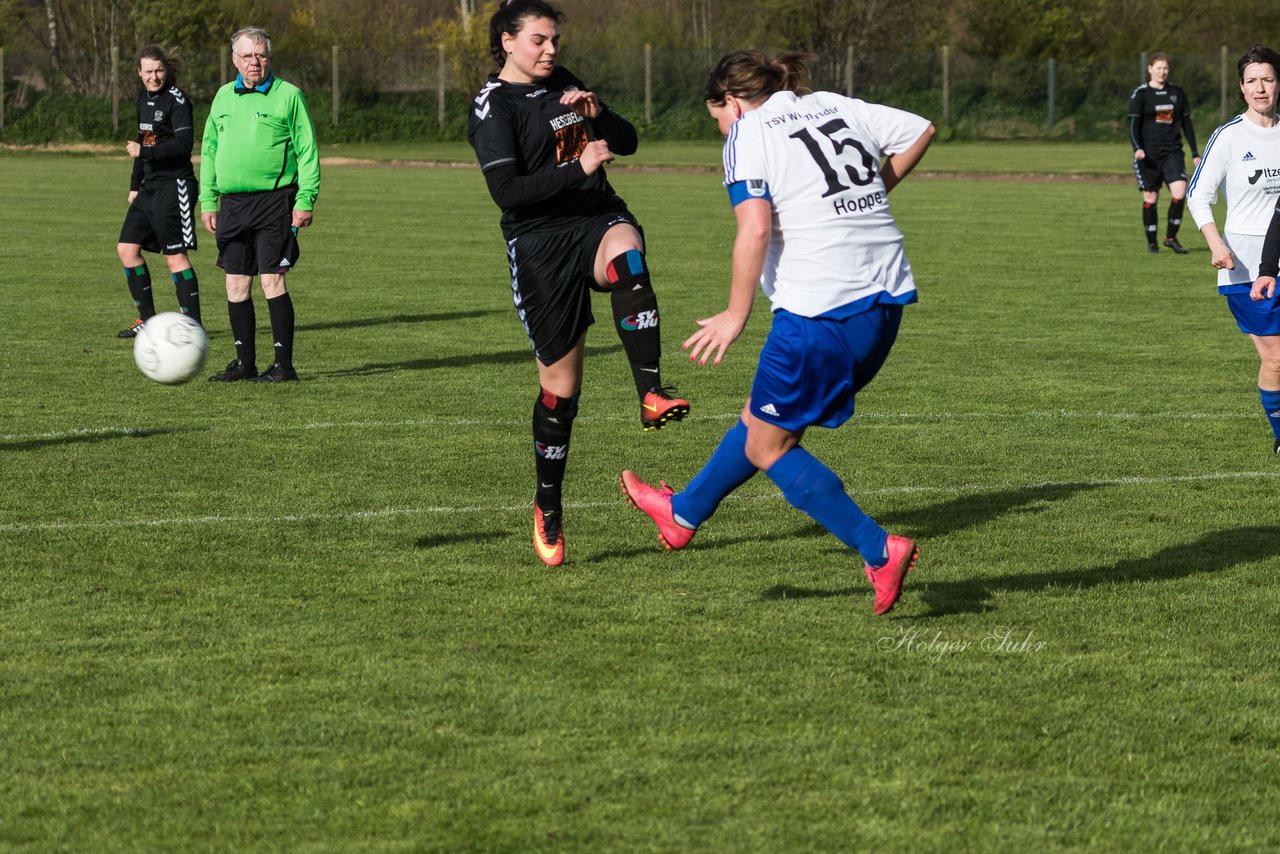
left=704, top=50, right=815, bottom=106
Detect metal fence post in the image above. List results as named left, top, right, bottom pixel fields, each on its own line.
left=1139, top=51, right=1147, bottom=83
left=220, top=45, right=228, bottom=84
left=942, top=45, right=950, bottom=122
left=0, top=47, right=5, bottom=137
left=1220, top=45, right=1228, bottom=124
left=438, top=44, right=446, bottom=129
left=331, top=45, right=339, bottom=127
left=111, top=44, right=119, bottom=133
left=845, top=44, right=853, bottom=95
left=644, top=43, right=652, bottom=125
left=1047, top=57, right=1056, bottom=129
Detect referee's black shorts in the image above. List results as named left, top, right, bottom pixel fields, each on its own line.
left=506, top=211, right=643, bottom=366
left=215, top=186, right=300, bottom=275
left=118, top=176, right=198, bottom=254
left=1133, top=151, right=1187, bottom=192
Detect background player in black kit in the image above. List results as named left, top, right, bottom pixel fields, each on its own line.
left=1128, top=52, right=1200, bottom=254
left=115, top=44, right=200, bottom=337
left=468, top=0, right=690, bottom=567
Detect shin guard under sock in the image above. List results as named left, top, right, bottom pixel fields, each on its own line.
left=671, top=420, right=757, bottom=528
left=1143, top=203, right=1158, bottom=246
left=125, top=265, right=156, bottom=319
left=227, top=299, right=256, bottom=366
left=607, top=249, right=663, bottom=398
left=533, top=389, right=579, bottom=513
left=766, top=446, right=887, bottom=564
left=266, top=292, right=296, bottom=369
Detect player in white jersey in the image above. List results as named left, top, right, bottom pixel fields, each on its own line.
left=621, top=50, right=934, bottom=615
left=1187, top=44, right=1280, bottom=453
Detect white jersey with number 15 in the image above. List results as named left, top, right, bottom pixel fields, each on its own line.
left=723, top=89, right=931, bottom=317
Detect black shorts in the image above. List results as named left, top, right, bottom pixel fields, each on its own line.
left=215, top=187, right=300, bottom=276
left=118, top=177, right=198, bottom=255
left=506, top=212, right=643, bottom=366
left=1134, top=152, right=1187, bottom=192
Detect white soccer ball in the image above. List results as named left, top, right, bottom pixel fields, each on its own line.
left=133, top=312, right=208, bottom=385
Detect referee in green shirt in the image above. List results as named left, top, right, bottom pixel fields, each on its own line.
left=200, top=26, right=320, bottom=382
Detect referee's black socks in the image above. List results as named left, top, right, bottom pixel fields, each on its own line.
left=124, top=264, right=156, bottom=320
left=266, top=292, right=295, bottom=369
left=606, top=249, right=663, bottom=399
left=227, top=298, right=256, bottom=367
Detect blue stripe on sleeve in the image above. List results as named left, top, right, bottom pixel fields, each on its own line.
left=726, top=179, right=771, bottom=207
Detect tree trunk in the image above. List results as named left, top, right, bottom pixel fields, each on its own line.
left=45, top=0, right=61, bottom=77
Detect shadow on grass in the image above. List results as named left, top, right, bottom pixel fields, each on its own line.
left=298, top=310, right=503, bottom=333
left=759, top=526, right=1280, bottom=613
left=320, top=343, right=623, bottom=377
left=1, top=426, right=192, bottom=452
left=915, top=525, right=1280, bottom=617
left=416, top=531, right=508, bottom=549
left=880, top=481, right=1105, bottom=539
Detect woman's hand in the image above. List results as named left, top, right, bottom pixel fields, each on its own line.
left=683, top=309, right=749, bottom=367
left=578, top=139, right=613, bottom=175
left=560, top=89, right=601, bottom=119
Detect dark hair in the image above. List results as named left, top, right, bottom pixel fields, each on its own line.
left=137, top=44, right=181, bottom=86
left=489, top=0, right=564, bottom=67
left=1238, top=44, right=1280, bottom=81
left=703, top=50, right=815, bottom=106
left=1147, top=51, right=1170, bottom=66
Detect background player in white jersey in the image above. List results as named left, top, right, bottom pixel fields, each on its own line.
left=1187, top=45, right=1280, bottom=453
left=621, top=50, right=934, bottom=615
left=1128, top=53, right=1200, bottom=254
left=115, top=45, right=200, bottom=338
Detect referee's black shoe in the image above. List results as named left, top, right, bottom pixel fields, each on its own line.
left=1164, top=238, right=1188, bottom=254
left=208, top=359, right=259, bottom=382
left=248, top=362, right=299, bottom=383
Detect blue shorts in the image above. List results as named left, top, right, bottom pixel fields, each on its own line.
left=1226, top=292, right=1280, bottom=336
left=750, top=304, right=902, bottom=431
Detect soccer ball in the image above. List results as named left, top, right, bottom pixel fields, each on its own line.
left=133, top=312, right=208, bottom=385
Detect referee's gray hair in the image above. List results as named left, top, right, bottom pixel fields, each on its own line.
left=231, top=26, right=272, bottom=56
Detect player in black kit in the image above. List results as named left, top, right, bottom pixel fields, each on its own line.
left=115, top=44, right=201, bottom=338
left=468, top=0, right=690, bottom=566
left=1128, top=52, right=1200, bottom=254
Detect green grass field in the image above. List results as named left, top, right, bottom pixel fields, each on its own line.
left=2, top=143, right=1279, bottom=851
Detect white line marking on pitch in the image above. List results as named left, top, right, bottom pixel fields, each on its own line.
left=0, top=408, right=1259, bottom=443
left=2, top=470, right=1277, bottom=535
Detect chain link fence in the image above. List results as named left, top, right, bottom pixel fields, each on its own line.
left=0, top=43, right=1245, bottom=144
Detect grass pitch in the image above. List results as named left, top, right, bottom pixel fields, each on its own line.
left=2, top=144, right=1279, bottom=850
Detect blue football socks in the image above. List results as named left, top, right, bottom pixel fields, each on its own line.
left=670, top=420, right=756, bottom=529
left=765, top=446, right=887, bottom=564
left=1260, top=387, right=1280, bottom=441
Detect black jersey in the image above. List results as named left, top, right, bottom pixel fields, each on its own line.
left=130, top=85, right=195, bottom=191
left=467, top=66, right=638, bottom=239
left=1127, top=82, right=1199, bottom=160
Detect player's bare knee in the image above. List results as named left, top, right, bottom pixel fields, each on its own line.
left=260, top=274, right=288, bottom=299
left=117, top=243, right=143, bottom=266
left=164, top=254, right=192, bottom=274
left=1260, top=353, right=1280, bottom=378
left=225, top=275, right=253, bottom=302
